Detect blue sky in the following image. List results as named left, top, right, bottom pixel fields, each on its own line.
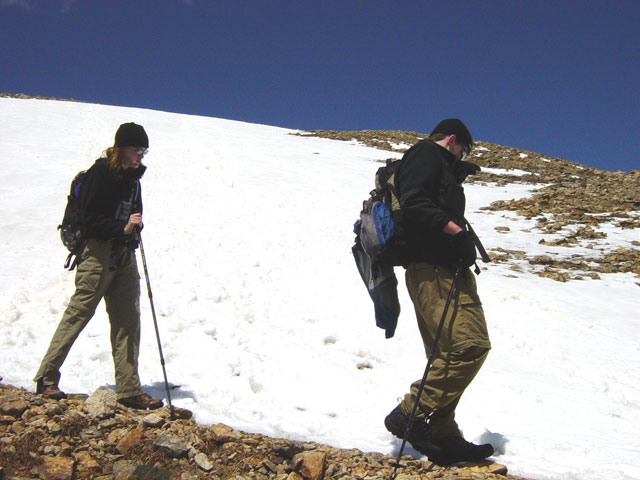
left=1, top=0, right=638, bottom=171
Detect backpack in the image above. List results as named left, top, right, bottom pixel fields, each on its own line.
left=352, top=158, right=407, bottom=339
left=356, top=158, right=409, bottom=266
left=58, top=170, right=87, bottom=271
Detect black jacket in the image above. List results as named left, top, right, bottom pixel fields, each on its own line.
left=79, top=158, right=145, bottom=245
left=397, top=140, right=475, bottom=266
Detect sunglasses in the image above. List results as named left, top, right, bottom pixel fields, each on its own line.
left=134, top=148, right=149, bottom=156
left=457, top=141, right=470, bottom=161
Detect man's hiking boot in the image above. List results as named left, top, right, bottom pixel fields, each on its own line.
left=432, top=435, right=494, bottom=464
left=384, top=405, right=445, bottom=459
left=118, top=393, right=163, bottom=410
left=385, top=405, right=494, bottom=465
left=36, top=379, right=67, bottom=400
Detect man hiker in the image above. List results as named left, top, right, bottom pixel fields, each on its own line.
left=384, top=119, right=494, bottom=464
left=33, top=122, right=163, bottom=410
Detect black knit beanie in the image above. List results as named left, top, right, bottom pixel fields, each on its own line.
left=114, top=122, right=149, bottom=148
left=431, top=119, right=472, bottom=149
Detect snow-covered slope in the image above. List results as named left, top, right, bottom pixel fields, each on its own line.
left=0, top=97, right=638, bottom=480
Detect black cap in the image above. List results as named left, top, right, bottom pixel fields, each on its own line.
left=114, top=122, right=149, bottom=148
left=431, top=119, right=472, bottom=149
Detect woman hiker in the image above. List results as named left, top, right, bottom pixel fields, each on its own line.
left=33, top=122, right=163, bottom=410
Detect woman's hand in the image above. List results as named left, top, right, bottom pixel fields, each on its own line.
left=124, top=213, right=143, bottom=234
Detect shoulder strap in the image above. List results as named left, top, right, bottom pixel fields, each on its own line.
left=130, top=181, right=140, bottom=202
left=464, top=218, right=491, bottom=263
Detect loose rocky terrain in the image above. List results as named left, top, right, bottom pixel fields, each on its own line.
left=298, top=130, right=639, bottom=283
left=0, top=383, right=522, bottom=480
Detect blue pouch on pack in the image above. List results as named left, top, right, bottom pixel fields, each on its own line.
left=359, top=200, right=394, bottom=259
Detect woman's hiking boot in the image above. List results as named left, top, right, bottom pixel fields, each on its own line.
left=118, top=393, right=163, bottom=410
left=36, top=379, right=67, bottom=400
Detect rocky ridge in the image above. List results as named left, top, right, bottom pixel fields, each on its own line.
left=0, top=383, right=520, bottom=480
left=297, top=130, right=639, bottom=283
left=0, top=93, right=85, bottom=103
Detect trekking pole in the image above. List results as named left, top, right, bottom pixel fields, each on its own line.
left=390, top=265, right=463, bottom=479
left=137, top=231, right=176, bottom=420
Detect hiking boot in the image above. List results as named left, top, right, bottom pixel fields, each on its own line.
left=36, top=380, right=67, bottom=400
left=432, top=435, right=494, bottom=464
left=118, top=393, right=163, bottom=410
left=384, top=405, right=444, bottom=459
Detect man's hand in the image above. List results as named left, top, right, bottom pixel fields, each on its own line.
left=443, top=220, right=463, bottom=235
left=452, top=230, right=476, bottom=267
left=124, top=213, right=143, bottom=235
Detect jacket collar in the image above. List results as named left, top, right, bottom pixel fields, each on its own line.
left=429, top=141, right=480, bottom=183
left=431, top=140, right=457, bottom=166
left=124, top=164, right=146, bottom=182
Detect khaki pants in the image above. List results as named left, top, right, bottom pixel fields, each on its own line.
left=399, top=263, right=491, bottom=438
left=34, top=239, right=144, bottom=399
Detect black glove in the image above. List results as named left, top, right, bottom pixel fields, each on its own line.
left=452, top=230, right=477, bottom=267
left=454, top=161, right=481, bottom=183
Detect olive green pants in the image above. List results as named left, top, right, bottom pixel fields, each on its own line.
left=34, top=239, right=144, bottom=399
left=399, top=263, right=491, bottom=438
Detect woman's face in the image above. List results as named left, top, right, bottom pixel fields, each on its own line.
left=121, top=147, right=147, bottom=170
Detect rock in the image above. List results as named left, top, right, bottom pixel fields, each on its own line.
left=142, top=413, right=165, bottom=427
left=194, top=452, right=214, bottom=471
left=73, top=450, right=101, bottom=475
left=0, top=394, right=28, bottom=417
left=43, top=403, right=64, bottom=417
left=292, top=450, right=326, bottom=480
left=0, top=415, right=14, bottom=425
left=31, top=456, right=75, bottom=480
left=181, top=473, right=204, bottom=480
left=263, top=458, right=278, bottom=473
left=79, top=425, right=101, bottom=439
left=530, top=255, right=554, bottom=265
left=116, top=427, right=144, bottom=454
left=153, top=433, right=190, bottom=458
left=172, top=406, right=193, bottom=419
left=132, top=465, right=172, bottom=479
left=83, top=387, right=117, bottom=419
left=112, top=460, right=137, bottom=478
left=66, top=393, right=89, bottom=401
left=490, top=462, right=509, bottom=474
left=107, top=427, right=126, bottom=445
left=211, top=423, right=242, bottom=442
left=43, top=444, right=61, bottom=455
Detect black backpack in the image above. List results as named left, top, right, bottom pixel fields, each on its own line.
left=58, top=170, right=87, bottom=270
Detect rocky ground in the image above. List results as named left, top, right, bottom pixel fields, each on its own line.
left=0, top=383, right=523, bottom=480
left=298, top=130, right=639, bottom=283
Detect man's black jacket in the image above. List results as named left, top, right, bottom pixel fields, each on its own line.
left=396, top=140, right=475, bottom=266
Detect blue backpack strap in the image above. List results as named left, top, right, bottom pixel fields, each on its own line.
left=130, top=180, right=141, bottom=211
